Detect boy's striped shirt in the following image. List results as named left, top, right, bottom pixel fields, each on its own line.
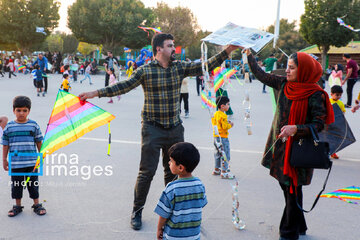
left=154, top=177, right=207, bottom=240
left=2, top=120, right=43, bottom=169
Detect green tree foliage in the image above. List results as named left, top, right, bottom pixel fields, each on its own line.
left=0, top=0, right=60, bottom=52
left=68, top=0, right=153, bottom=51
left=77, top=42, right=98, bottom=57
left=153, top=3, right=199, bottom=48
left=259, top=19, right=308, bottom=66
left=300, top=0, right=360, bottom=69
left=61, top=34, right=79, bottom=54
left=186, top=30, right=220, bottom=60
left=46, top=34, right=64, bottom=53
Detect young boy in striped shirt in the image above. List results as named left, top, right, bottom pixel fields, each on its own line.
left=154, top=142, right=207, bottom=240
left=2, top=96, right=46, bottom=217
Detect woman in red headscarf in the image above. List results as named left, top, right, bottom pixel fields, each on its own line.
left=245, top=49, right=334, bottom=240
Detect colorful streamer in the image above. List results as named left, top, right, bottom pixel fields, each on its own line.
left=320, top=186, right=360, bottom=204
left=212, top=67, right=237, bottom=93
left=201, top=91, right=216, bottom=109
left=17, top=65, right=26, bottom=71
left=138, top=26, right=162, bottom=36
left=337, top=17, right=360, bottom=32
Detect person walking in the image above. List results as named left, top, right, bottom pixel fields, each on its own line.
left=79, top=33, right=239, bottom=231
left=32, top=53, right=48, bottom=93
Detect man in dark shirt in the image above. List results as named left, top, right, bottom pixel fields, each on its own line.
left=342, top=53, right=359, bottom=107
left=79, top=33, right=239, bottom=230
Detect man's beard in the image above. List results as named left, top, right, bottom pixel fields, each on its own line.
left=170, top=51, right=176, bottom=61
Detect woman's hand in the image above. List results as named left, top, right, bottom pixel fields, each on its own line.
left=278, top=125, right=297, bottom=140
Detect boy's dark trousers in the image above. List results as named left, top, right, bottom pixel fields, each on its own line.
left=346, top=78, right=358, bottom=106
left=73, top=71, right=78, bottom=82
left=11, top=166, right=39, bottom=199
left=43, top=76, right=48, bottom=92
left=180, top=93, right=189, bottom=113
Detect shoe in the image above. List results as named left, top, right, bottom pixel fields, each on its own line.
left=42, top=92, right=45, bottom=97
left=262, top=90, right=267, bottom=93
left=90, top=83, right=93, bottom=85
left=37, top=93, right=40, bottom=97
left=299, top=231, right=306, bottom=236
left=130, top=209, right=142, bottom=230
left=345, top=104, right=351, bottom=108
left=80, top=80, right=83, bottom=84
left=221, top=172, right=235, bottom=179
left=212, top=169, right=221, bottom=175
left=331, top=153, right=339, bottom=159
left=108, top=99, right=113, bottom=103
left=185, top=112, right=189, bottom=118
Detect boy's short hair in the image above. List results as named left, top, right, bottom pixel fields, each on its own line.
left=63, top=73, right=69, bottom=79
left=152, top=33, right=174, bottom=57
left=35, top=64, right=40, bottom=69
left=13, top=96, right=31, bottom=110
left=216, top=96, right=230, bottom=109
left=331, top=85, right=343, bottom=94
left=168, top=142, right=200, bottom=173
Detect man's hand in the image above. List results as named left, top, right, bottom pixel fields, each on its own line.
left=78, top=90, right=99, bottom=101
left=3, top=160, right=8, bottom=171
left=225, top=45, right=241, bottom=55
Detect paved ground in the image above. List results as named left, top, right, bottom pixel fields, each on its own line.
left=0, top=71, right=359, bottom=240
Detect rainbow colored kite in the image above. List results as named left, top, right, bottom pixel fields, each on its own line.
left=201, top=91, right=216, bottom=109
left=18, top=65, right=26, bottom=71
left=337, top=17, right=360, bottom=32
left=213, top=67, right=237, bottom=93
left=320, top=186, right=360, bottom=204
left=138, top=26, right=162, bottom=36
left=34, top=89, right=115, bottom=169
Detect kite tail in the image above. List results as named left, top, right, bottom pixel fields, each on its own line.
left=107, top=123, right=111, bottom=156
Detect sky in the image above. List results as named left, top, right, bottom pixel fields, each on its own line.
left=54, top=0, right=305, bottom=33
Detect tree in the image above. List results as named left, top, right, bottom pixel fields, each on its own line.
left=0, top=0, right=60, bottom=52
left=186, top=30, right=220, bottom=60
left=46, top=34, right=64, bottom=53
left=300, top=0, right=360, bottom=69
left=61, top=34, right=79, bottom=54
left=259, top=19, right=308, bottom=66
left=153, top=3, right=199, bottom=48
left=77, top=42, right=98, bottom=57
left=68, top=0, right=153, bottom=51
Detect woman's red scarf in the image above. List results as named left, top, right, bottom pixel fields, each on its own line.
left=283, top=52, right=334, bottom=191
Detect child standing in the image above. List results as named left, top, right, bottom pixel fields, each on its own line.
left=107, top=67, right=121, bottom=103
left=2, top=96, right=46, bottom=217
left=34, top=65, right=44, bottom=97
left=212, top=96, right=234, bottom=179
left=60, top=74, right=71, bottom=92
left=0, top=116, right=8, bottom=145
left=330, top=85, right=346, bottom=159
left=71, top=60, right=79, bottom=82
left=154, top=142, right=207, bottom=240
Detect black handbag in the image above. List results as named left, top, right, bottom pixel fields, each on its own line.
left=290, top=125, right=331, bottom=169
left=290, top=125, right=333, bottom=212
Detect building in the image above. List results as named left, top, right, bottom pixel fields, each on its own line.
left=300, top=41, right=360, bottom=68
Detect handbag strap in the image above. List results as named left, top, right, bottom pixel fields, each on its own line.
left=295, top=161, right=332, bottom=213
left=308, top=124, right=320, bottom=142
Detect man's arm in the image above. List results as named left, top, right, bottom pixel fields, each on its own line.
left=157, top=216, right=168, bottom=240
left=342, top=68, right=352, bottom=85
left=36, top=141, right=42, bottom=152
left=3, top=145, right=9, bottom=171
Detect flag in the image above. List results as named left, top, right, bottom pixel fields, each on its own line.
left=36, top=27, right=47, bottom=35
left=175, top=46, right=182, bottom=54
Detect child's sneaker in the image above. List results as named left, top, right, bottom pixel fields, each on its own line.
left=185, top=112, right=189, bottom=118
left=331, top=153, right=339, bottom=159
left=212, top=169, right=221, bottom=175
left=37, top=93, right=40, bottom=97
left=42, top=92, right=45, bottom=97
left=108, top=99, right=113, bottom=103
left=221, top=172, right=235, bottom=179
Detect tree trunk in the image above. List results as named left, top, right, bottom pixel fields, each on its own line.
left=320, top=45, right=329, bottom=71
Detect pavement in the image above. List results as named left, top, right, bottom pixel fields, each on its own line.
left=0, top=72, right=359, bottom=240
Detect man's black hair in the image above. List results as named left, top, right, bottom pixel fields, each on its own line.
left=168, top=142, right=200, bottom=173
left=331, top=85, right=343, bottom=94
left=13, top=96, right=31, bottom=110
left=270, top=53, right=275, bottom=57
left=152, top=33, right=174, bottom=57
left=216, top=96, right=230, bottom=109
left=63, top=73, right=69, bottom=78
left=343, top=53, right=351, bottom=59
left=35, top=65, right=40, bottom=70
